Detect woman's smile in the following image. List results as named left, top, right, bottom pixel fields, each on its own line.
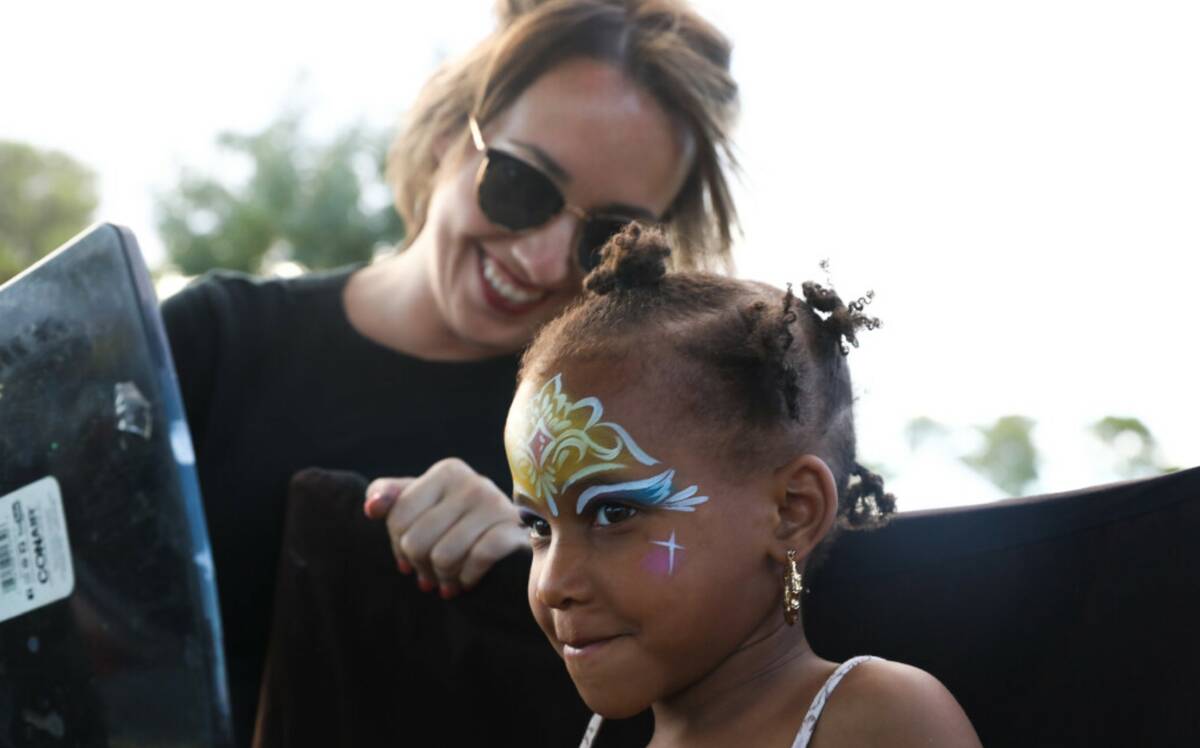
left=476, top=246, right=550, bottom=313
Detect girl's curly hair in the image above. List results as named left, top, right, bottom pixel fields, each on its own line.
left=522, top=223, right=895, bottom=532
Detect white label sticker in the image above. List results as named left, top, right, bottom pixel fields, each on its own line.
left=0, top=477, right=75, bottom=623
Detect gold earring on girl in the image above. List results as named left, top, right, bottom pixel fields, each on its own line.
left=783, top=549, right=805, bottom=626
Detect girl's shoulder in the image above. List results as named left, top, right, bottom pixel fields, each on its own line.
left=806, top=658, right=981, bottom=748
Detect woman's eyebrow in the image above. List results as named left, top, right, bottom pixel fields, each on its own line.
left=509, top=139, right=571, bottom=183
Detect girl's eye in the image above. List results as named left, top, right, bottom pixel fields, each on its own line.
left=595, top=502, right=638, bottom=527
left=519, top=511, right=551, bottom=539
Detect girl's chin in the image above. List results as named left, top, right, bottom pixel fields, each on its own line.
left=580, top=694, right=652, bottom=721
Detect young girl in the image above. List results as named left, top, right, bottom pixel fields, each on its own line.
left=504, top=225, right=983, bottom=747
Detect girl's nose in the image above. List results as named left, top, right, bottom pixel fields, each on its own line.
left=533, top=536, right=591, bottom=610
left=509, top=213, right=577, bottom=287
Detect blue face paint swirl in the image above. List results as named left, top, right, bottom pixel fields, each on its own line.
left=576, top=469, right=709, bottom=515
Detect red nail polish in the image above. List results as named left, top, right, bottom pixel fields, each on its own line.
left=417, top=577, right=434, bottom=593
left=396, top=559, right=413, bottom=575
left=439, top=586, right=457, bottom=600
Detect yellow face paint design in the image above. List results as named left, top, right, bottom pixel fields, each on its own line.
left=506, top=374, right=657, bottom=517
left=506, top=373, right=709, bottom=518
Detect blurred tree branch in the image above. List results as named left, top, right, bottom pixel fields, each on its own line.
left=155, top=109, right=404, bottom=275
left=0, top=141, right=98, bottom=283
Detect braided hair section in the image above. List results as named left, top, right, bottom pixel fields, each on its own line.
left=584, top=223, right=670, bottom=295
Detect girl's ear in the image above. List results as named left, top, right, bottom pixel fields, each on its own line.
left=768, top=454, right=839, bottom=564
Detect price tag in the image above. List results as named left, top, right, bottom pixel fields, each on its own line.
left=0, top=477, right=75, bottom=623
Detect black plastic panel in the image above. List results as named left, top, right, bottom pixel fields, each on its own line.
left=0, top=225, right=231, bottom=747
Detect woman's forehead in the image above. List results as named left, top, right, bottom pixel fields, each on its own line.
left=487, top=58, right=694, bottom=216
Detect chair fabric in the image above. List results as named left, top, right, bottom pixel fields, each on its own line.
left=805, top=466, right=1200, bottom=746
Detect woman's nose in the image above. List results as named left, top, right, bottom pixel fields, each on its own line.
left=533, top=535, right=591, bottom=610
left=509, top=213, right=577, bottom=287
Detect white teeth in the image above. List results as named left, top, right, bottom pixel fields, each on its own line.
left=482, top=255, right=543, bottom=305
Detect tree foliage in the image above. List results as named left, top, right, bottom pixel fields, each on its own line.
left=906, top=413, right=1175, bottom=498
left=0, top=141, right=98, bottom=283
left=155, top=111, right=404, bottom=275
left=1091, top=416, right=1175, bottom=477
left=961, top=415, right=1039, bottom=497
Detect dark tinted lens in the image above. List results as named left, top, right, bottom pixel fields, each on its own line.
left=577, top=216, right=633, bottom=273
left=476, top=150, right=563, bottom=231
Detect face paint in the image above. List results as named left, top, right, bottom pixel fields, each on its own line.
left=576, top=470, right=707, bottom=515
left=507, top=373, right=708, bottom=517
left=647, top=530, right=685, bottom=576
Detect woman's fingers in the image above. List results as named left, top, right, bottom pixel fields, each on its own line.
left=457, top=522, right=529, bottom=592
left=363, top=477, right=415, bottom=520
left=428, top=500, right=525, bottom=592
left=396, top=488, right=473, bottom=587
left=366, top=458, right=522, bottom=594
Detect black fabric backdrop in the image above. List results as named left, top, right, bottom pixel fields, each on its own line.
left=806, top=466, right=1200, bottom=745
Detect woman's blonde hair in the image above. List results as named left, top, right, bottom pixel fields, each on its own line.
left=386, top=0, right=739, bottom=270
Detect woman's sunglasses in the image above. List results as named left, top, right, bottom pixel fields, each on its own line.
left=469, top=117, right=652, bottom=274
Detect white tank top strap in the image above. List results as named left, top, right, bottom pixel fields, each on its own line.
left=577, top=655, right=881, bottom=748
left=578, top=713, right=604, bottom=748
left=791, top=655, right=880, bottom=748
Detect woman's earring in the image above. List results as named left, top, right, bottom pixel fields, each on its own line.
left=782, top=549, right=804, bottom=626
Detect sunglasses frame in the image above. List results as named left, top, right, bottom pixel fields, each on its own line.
left=468, top=116, right=651, bottom=274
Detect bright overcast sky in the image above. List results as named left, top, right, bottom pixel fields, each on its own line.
left=3, top=1, right=1198, bottom=510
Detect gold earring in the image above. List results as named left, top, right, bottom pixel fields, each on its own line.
left=782, top=549, right=804, bottom=626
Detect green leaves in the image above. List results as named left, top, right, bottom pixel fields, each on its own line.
left=0, top=141, right=98, bottom=283
left=155, top=111, right=404, bottom=276
left=961, top=416, right=1039, bottom=497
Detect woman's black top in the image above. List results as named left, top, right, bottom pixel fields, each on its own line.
left=162, top=267, right=530, bottom=744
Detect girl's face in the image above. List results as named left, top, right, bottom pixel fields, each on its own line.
left=419, top=58, right=693, bottom=355
left=504, top=363, right=785, bottom=717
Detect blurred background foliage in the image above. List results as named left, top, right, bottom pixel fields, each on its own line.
left=154, top=108, right=404, bottom=276
left=0, top=141, right=98, bottom=283
left=905, top=413, right=1176, bottom=499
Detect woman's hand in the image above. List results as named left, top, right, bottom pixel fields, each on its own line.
left=363, top=458, right=529, bottom=598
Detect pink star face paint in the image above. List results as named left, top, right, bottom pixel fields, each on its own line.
left=505, top=373, right=709, bottom=518
left=643, top=530, right=685, bottom=577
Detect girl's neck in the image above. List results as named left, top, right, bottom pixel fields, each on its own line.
left=648, top=623, right=833, bottom=748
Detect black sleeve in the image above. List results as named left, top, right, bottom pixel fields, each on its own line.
left=161, top=278, right=223, bottom=455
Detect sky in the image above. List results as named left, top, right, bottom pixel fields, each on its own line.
left=3, top=0, right=1198, bottom=510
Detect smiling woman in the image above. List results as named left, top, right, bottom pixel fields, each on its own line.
left=160, top=0, right=741, bottom=745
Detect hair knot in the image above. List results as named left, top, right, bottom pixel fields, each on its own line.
left=843, top=463, right=896, bottom=528
left=584, top=222, right=671, bottom=295
left=800, top=281, right=882, bottom=356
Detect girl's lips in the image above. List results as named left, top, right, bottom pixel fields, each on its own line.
left=561, top=634, right=627, bottom=659
left=476, top=248, right=549, bottom=315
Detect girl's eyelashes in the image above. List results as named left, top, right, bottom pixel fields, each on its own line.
left=518, top=509, right=551, bottom=539
left=517, top=500, right=641, bottom=540
left=593, top=501, right=639, bottom=527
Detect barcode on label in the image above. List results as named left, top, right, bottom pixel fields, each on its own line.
left=0, top=524, right=14, bottom=595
